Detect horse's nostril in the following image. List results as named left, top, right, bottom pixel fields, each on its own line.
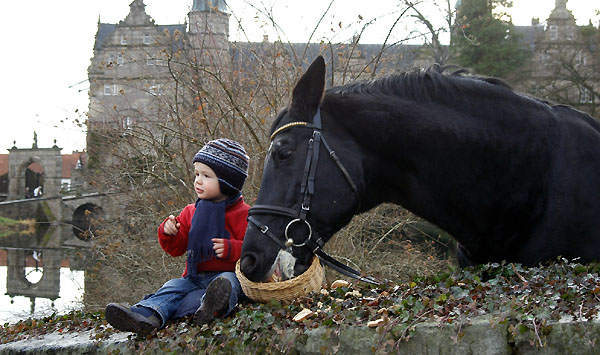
left=240, top=254, right=257, bottom=276
left=294, top=261, right=309, bottom=277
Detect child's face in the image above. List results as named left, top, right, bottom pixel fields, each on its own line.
left=193, top=162, right=227, bottom=202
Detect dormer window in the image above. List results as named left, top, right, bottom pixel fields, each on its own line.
left=120, top=35, right=128, bottom=45
left=549, top=25, right=558, bottom=40
left=143, top=33, right=151, bottom=44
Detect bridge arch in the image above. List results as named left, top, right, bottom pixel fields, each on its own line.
left=72, top=203, right=103, bottom=240
left=23, top=158, right=45, bottom=198
left=5, top=248, right=62, bottom=301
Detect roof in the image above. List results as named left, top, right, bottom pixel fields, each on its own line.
left=193, top=0, right=227, bottom=12
left=0, top=154, right=7, bottom=176
left=94, top=23, right=117, bottom=50
left=62, top=152, right=86, bottom=178
left=230, top=41, right=430, bottom=81
left=514, top=24, right=546, bottom=49
left=94, top=23, right=186, bottom=51
left=0, top=152, right=86, bottom=178
left=27, top=162, right=44, bottom=174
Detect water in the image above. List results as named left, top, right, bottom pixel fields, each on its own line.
left=0, top=264, right=85, bottom=325
left=0, top=195, right=96, bottom=325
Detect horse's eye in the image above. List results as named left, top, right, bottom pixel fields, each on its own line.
left=278, top=148, right=293, bottom=160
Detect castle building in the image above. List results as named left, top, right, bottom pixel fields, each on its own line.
left=87, top=0, right=230, bottom=164
left=88, top=0, right=182, bottom=150
left=522, top=0, right=598, bottom=112
left=87, top=0, right=597, bottom=157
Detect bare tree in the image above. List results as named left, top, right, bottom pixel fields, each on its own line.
left=402, top=0, right=458, bottom=66
left=83, top=4, right=453, bottom=309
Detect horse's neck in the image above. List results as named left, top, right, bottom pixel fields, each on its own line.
left=336, top=94, right=552, bottom=253
left=337, top=98, right=491, bottom=232
left=336, top=102, right=441, bottom=209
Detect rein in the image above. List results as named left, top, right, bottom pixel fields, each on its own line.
left=248, top=109, right=379, bottom=285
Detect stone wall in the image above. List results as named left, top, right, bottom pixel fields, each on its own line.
left=1, top=316, right=599, bottom=354
left=0, top=197, right=56, bottom=221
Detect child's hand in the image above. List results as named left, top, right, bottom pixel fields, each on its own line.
left=163, top=215, right=180, bottom=235
left=212, top=238, right=226, bottom=258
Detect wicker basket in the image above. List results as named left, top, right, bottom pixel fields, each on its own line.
left=235, top=256, right=324, bottom=302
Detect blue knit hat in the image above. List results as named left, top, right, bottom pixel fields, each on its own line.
left=193, top=138, right=249, bottom=196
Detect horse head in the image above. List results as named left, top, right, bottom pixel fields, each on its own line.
left=240, top=56, right=365, bottom=282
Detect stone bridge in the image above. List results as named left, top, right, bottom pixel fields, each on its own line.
left=0, top=193, right=116, bottom=304
left=0, top=140, right=116, bottom=246
left=0, top=193, right=114, bottom=244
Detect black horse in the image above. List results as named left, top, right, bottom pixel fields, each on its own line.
left=240, top=55, right=600, bottom=283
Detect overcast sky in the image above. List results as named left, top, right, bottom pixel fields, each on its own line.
left=0, top=0, right=597, bottom=153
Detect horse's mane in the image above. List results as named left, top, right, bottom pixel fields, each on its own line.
left=327, top=64, right=515, bottom=105
left=271, top=66, right=516, bottom=132
left=271, top=64, right=567, bottom=134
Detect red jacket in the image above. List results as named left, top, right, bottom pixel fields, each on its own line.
left=157, top=197, right=250, bottom=277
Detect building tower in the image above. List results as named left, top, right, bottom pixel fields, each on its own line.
left=187, top=0, right=230, bottom=66
left=545, top=0, right=577, bottom=42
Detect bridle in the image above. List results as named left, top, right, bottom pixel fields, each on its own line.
left=247, top=109, right=379, bottom=284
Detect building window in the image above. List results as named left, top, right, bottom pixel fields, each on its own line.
left=538, top=50, right=549, bottom=64
left=146, top=55, right=154, bottom=66
left=149, top=84, right=164, bottom=96
left=104, top=84, right=118, bottom=96
left=107, top=54, right=115, bottom=66
left=123, top=116, right=133, bottom=130
left=579, top=87, right=593, bottom=104
left=120, top=34, right=127, bottom=45
left=549, top=25, right=558, bottom=40
left=576, top=51, right=587, bottom=67
left=117, top=54, right=124, bottom=66
left=143, top=33, right=151, bottom=44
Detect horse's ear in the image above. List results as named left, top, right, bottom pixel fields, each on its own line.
left=290, top=55, right=325, bottom=118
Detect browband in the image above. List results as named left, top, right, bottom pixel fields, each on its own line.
left=270, top=122, right=308, bottom=141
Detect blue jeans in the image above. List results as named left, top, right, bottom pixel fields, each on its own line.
left=136, top=271, right=242, bottom=328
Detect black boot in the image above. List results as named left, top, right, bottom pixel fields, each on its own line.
left=105, top=303, right=161, bottom=336
left=193, top=277, right=232, bottom=325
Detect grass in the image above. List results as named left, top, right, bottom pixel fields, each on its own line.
left=0, top=216, right=35, bottom=237
left=325, top=204, right=455, bottom=283
left=2, top=259, right=599, bottom=352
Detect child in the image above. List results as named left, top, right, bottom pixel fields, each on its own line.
left=105, top=138, right=250, bottom=336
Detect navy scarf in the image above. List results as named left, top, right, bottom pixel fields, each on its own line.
left=186, top=193, right=240, bottom=276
